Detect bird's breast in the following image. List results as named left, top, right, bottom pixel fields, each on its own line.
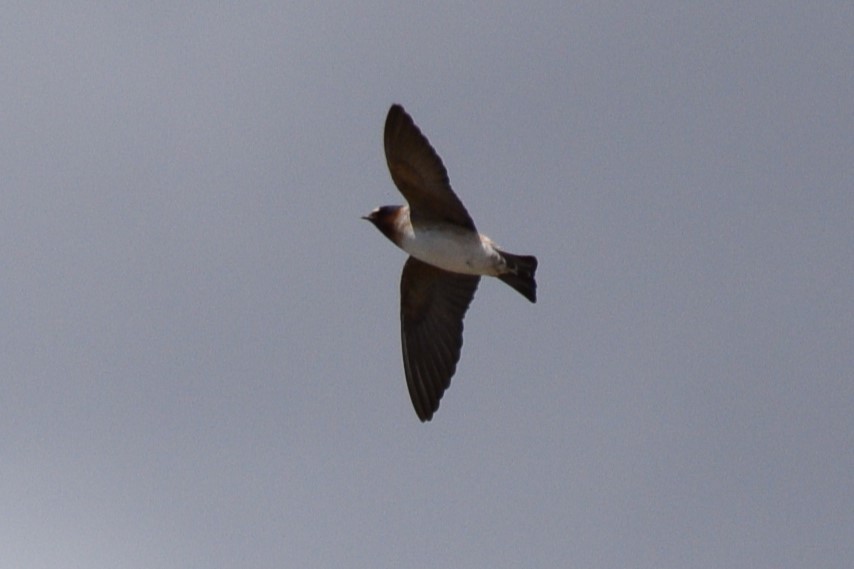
left=398, top=226, right=502, bottom=276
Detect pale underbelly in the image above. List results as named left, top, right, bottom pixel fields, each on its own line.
left=400, top=230, right=501, bottom=276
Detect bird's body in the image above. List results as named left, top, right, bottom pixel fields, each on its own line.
left=366, top=205, right=505, bottom=276
left=364, top=104, right=537, bottom=421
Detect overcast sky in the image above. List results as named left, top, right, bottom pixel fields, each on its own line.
left=2, top=3, right=851, bottom=568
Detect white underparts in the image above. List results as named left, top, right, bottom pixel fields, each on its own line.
left=396, top=221, right=504, bottom=276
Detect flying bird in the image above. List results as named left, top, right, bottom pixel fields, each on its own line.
left=364, top=104, right=537, bottom=422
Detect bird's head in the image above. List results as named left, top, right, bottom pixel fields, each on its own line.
left=362, top=205, right=406, bottom=245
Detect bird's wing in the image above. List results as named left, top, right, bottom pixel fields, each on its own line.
left=400, top=256, right=480, bottom=421
left=384, top=104, right=476, bottom=231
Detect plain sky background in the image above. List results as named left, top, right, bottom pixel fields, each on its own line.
left=2, top=3, right=851, bottom=568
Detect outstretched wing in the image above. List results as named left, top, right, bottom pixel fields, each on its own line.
left=400, top=256, right=480, bottom=421
left=384, top=104, right=476, bottom=230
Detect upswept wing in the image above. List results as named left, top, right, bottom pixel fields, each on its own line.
left=384, top=104, right=476, bottom=230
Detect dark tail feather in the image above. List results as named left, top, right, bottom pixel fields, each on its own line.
left=497, top=251, right=538, bottom=303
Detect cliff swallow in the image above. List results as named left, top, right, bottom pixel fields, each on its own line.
left=364, top=104, right=537, bottom=422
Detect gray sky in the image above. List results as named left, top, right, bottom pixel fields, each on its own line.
left=2, top=3, right=851, bottom=568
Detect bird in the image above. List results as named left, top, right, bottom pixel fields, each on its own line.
left=364, top=104, right=537, bottom=422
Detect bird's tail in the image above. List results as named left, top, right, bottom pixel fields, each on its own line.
left=497, top=251, right=538, bottom=303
